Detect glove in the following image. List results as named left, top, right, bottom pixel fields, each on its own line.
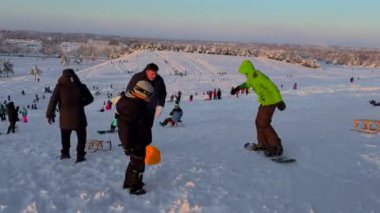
left=47, top=117, right=55, bottom=125
left=124, top=148, right=131, bottom=156
left=277, top=101, right=286, bottom=111
left=155, top=106, right=163, bottom=118
left=369, top=100, right=376, bottom=105
left=230, top=86, right=240, bottom=95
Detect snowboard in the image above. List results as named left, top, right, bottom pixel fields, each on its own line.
left=97, top=130, right=117, bottom=134
left=244, top=143, right=296, bottom=163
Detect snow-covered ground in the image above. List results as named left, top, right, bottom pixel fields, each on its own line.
left=0, top=51, right=380, bottom=213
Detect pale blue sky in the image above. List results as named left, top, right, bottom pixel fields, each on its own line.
left=0, top=0, right=379, bottom=47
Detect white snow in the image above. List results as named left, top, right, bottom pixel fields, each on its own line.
left=0, top=50, right=380, bottom=213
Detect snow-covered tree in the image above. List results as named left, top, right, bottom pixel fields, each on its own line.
left=60, top=55, right=70, bottom=66
left=2, top=60, right=14, bottom=78
left=29, top=65, right=43, bottom=81
left=74, top=54, right=82, bottom=64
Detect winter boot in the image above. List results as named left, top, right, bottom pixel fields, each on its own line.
left=264, top=144, right=283, bottom=157
left=123, top=165, right=133, bottom=189
left=129, top=171, right=146, bottom=195
left=251, top=142, right=268, bottom=151
left=60, top=154, right=71, bottom=159
left=60, top=150, right=71, bottom=159
left=123, top=174, right=145, bottom=189
left=75, top=152, right=86, bottom=163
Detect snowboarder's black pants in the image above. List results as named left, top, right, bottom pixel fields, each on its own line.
left=7, top=121, right=16, bottom=133
left=60, top=128, right=86, bottom=156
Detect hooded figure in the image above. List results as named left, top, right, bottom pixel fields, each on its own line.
left=46, top=69, right=94, bottom=163
left=231, top=60, right=286, bottom=157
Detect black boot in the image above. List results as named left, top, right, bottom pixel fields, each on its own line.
left=75, top=152, right=86, bottom=163
left=251, top=142, right=268, bottom=151
left=264, top=143, right=283, bottom=157
left=60, top=149, right=70, bottom=159
left=124, top=173, right=145, bottom=189
left=123, top=165, right=133, bottom=189
left=129, top=171, right=146, bottom=195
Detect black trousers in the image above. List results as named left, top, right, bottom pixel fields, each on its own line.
left=124, top=150, right=146, bottom=189
left=7, top=121, right=16, bottom=133
left=60, top=128, right=87, bottom=156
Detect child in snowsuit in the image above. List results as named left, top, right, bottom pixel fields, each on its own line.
left=231, top=60, right=286, bottom=157
left=20, top=107, right=28, bottom=123
left=159, top=104, right=183, bottom=126
left=117, top=80, right=154, bottom=195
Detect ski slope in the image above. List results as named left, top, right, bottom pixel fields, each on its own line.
left=0, top=51, right=380, bottom=213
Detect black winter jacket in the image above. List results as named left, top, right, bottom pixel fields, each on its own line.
left=46, top=70, right=93, bottom=130
left=116, top=95, right=151, bottom=152
left=7, top=102, right=19, bottom=124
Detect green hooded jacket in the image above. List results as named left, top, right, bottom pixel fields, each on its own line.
left=238, top=60, right=283, bottom=106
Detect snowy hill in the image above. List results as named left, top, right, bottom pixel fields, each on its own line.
left=0, top=51, right=380, bottom=212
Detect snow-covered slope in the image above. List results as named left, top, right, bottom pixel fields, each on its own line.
left=0, top=51, right=380, bottom=213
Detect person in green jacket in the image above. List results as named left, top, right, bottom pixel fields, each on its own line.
left=231, top=60, right=286, bottom=157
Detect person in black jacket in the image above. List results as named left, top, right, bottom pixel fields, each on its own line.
left=6, top=102, right=19, bottom=134
left=46, top=69, right=94, bottom=163
left=117, top=80, right=154, bottom=195
left=126, top=63, right=167, bottom=143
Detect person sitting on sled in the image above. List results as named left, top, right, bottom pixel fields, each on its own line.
left=159, top=104, right=183, bottom=126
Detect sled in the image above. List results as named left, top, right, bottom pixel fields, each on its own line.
left=168, top=120, right=184, bottom=127
left=85, top=140, right=112, bottom=152
left=352, top=119, right=380, bottom=134
left=160, top=120, right=184, bottom=127
left=97, top=130, right=118, bottom=134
